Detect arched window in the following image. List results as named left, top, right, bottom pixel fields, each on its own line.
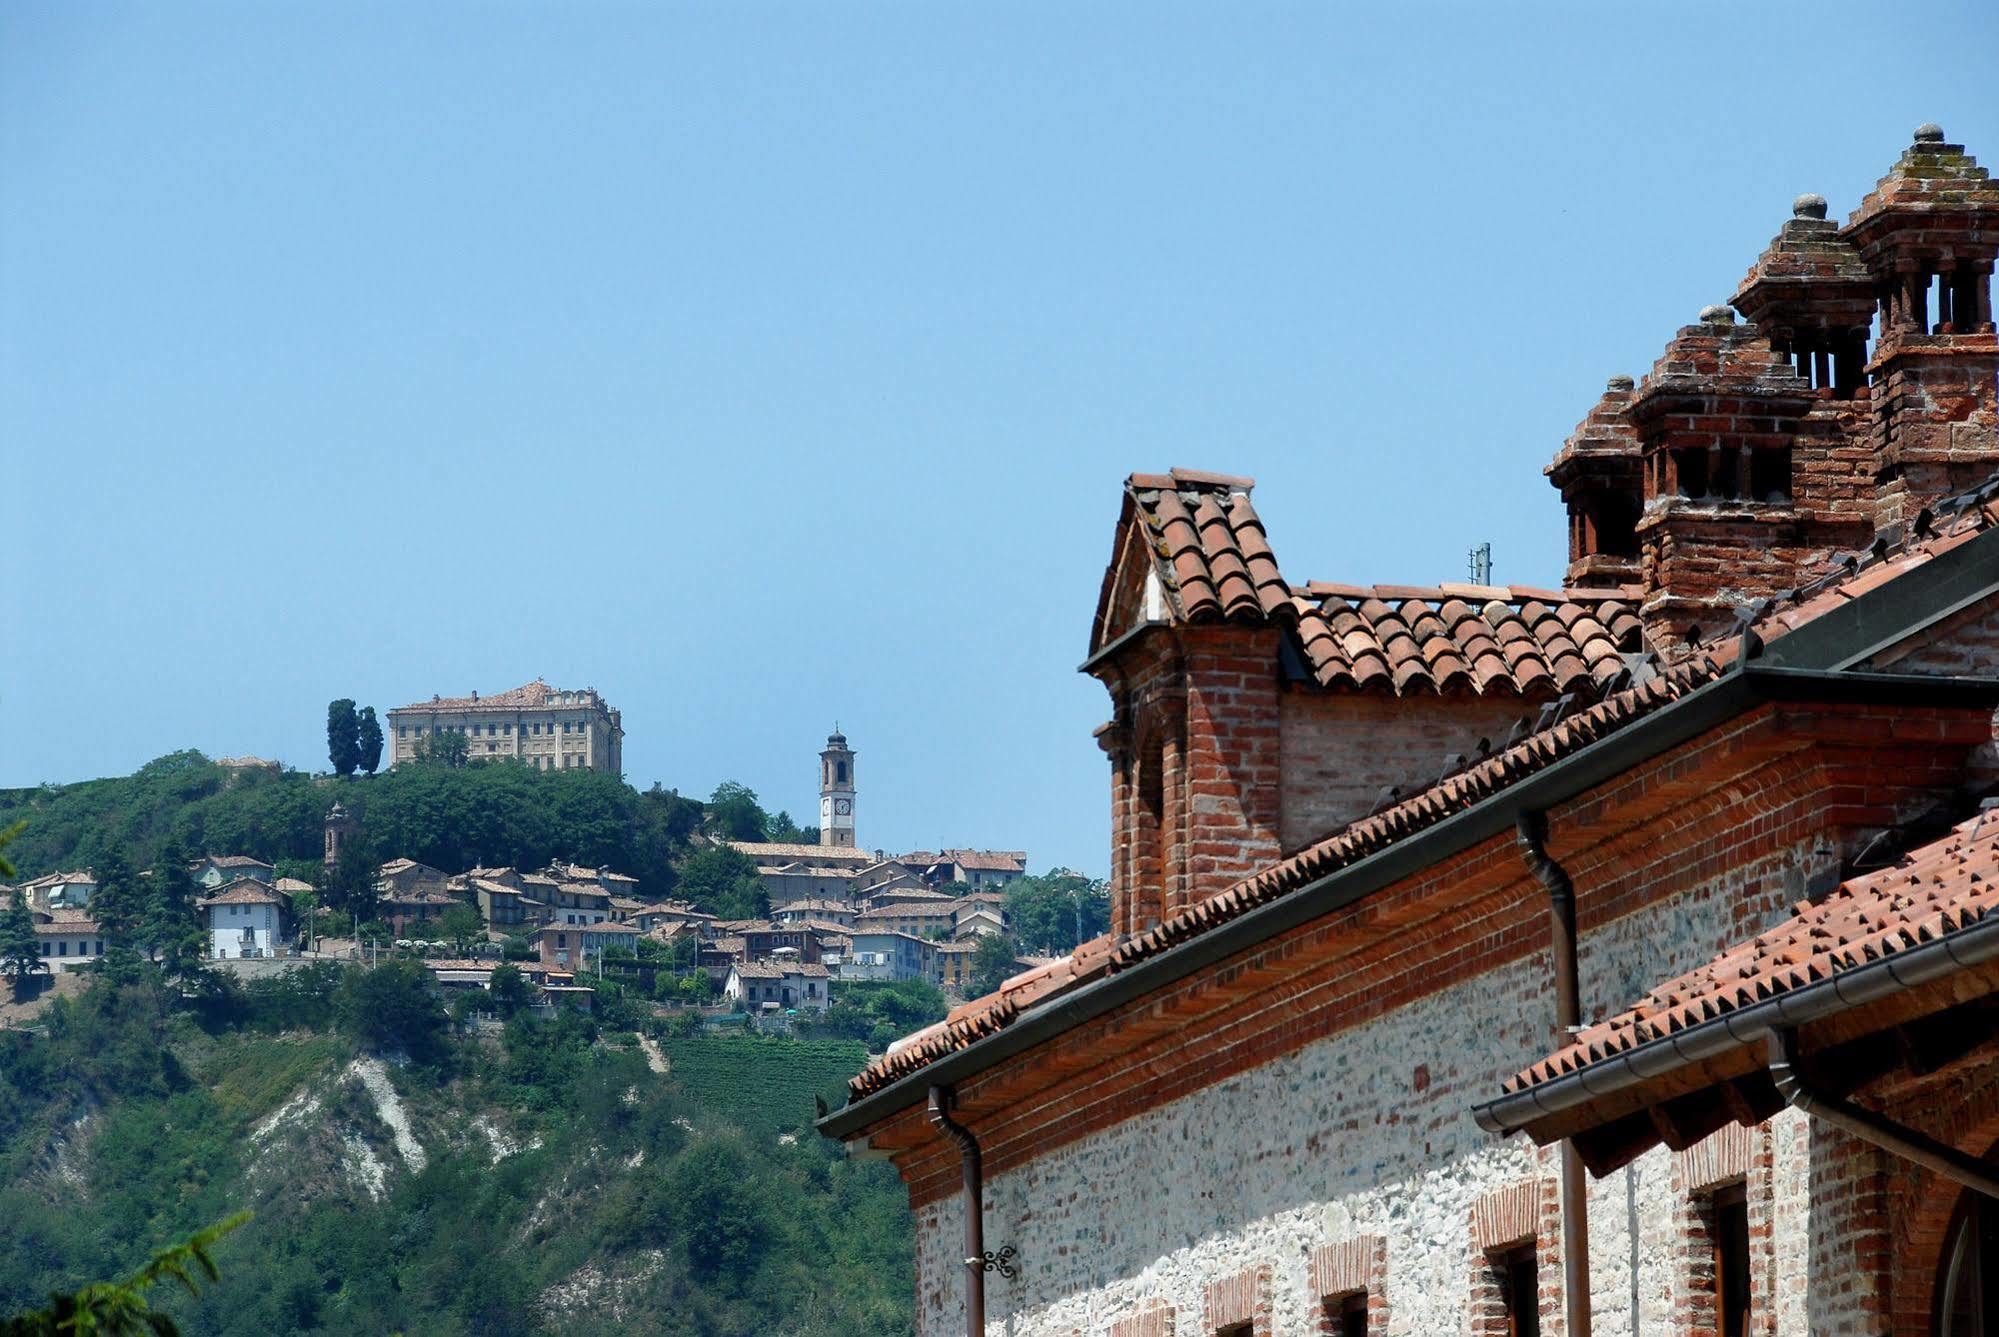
left=1937, top=1190, right=1999, bottom=1335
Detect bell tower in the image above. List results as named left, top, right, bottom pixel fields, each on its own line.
left=323, top=802, right=356, bottom=871
left=818, top=728, right=856, bottom=849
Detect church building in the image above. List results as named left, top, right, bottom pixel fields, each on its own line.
left=821, top=126, right=1999, bottom=1335
left=732, top=729, right=878, bottom=905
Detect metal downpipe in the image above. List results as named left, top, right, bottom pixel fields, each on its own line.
left=1768, top=1030, right=1999, bottom=1202
left=1518, top=810, right=1593, bottom=1337
left=928, top=1085, right=986, bottom=1337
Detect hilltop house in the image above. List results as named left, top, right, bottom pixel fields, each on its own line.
left=723, top=960, right=832, bottom=1015
left=843, top=930, right=940, bottom=985
left=532, top=922, right=638, bottom=972
left=14, top=870, right=96, bottom=912
left=821, top=127, right=1999, bottom=1336
left=31, top=909, right=102, bottom=972
left=199, top=878, right=290, bottom=960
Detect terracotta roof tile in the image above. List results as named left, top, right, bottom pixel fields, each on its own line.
left=1126, top=471, right=1293, bottom=626
left=197, top=877, right=286, bottom=907
left=35, top=918, right=99, bottom=936
left=390, top=679, right=616, bottom=715
left=845, top=468, right=1999, bottom=1109
left=1504, top=817, right=1999, bottom=1094
left=1289, top=586, right=1646, bottom=697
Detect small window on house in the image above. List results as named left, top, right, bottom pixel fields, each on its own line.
left=1713, top=1184, right=1751, bottom=1337
left=1499, top=1244, right=1539, bottom=1337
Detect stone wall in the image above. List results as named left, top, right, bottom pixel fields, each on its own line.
left=908, top=836, right=1855, bottom=1336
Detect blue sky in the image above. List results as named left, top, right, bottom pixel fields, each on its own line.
left=4, top=2, right=1996, bottom=876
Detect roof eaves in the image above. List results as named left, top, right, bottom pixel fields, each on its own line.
left=819, top=662, right=1980, bottom=1142
left=1472, top=905, right=1999, bottom=1138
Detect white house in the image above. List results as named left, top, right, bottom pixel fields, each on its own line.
left=841, top=930, right=937, bottom=984
left=17, top=870, right=97, bottom=912
left=33, top=912, right=103, bottom=972
left=198, top=877, right=289, bottom=959
left=723, top=960, right=831, bottom=1014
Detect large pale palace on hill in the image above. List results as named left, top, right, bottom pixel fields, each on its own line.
left=386, top=679, right=623, bottom=773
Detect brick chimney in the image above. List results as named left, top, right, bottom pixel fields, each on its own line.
left=1840, top=124, right=1999, bottom=532
left=1629, top=305, right=1829, bottom=648
left=1547, top=376, right=1644, bottom=589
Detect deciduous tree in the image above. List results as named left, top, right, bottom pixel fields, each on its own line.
left=437, top=902, right=484, bottom=953
left=414, top=730, right=470, bottom=769
left=705, top=782, right=769, bottom=842
left=969, top=933, right=1021, bottom=997
left=1003, top=869, right=1111, bottom=954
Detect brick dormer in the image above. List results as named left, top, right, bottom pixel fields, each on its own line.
left=1840, top=124, right=1999, bottom=531
left=1547, top=375, right=1644, bottom=588
left=1087, top=471, right=1648, bottom=936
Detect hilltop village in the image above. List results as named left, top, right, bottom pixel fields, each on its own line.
left=4, top=713, right=1047, bottom=1021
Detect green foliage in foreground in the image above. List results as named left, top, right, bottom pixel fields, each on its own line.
left=0, top=967, right=914, bottom=1336
left=3, top=1212, right=246, bottom=1337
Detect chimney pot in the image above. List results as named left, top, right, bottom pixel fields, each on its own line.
left=1914, top=123, right=1945, bottom=144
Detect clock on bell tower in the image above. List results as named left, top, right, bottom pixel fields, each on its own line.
left=818, top=727, right=856, bottom=849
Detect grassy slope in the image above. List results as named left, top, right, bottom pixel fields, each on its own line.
left=0, top=991, right=912, bottom=1337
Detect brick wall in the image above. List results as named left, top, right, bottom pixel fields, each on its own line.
left=907, top=823, right=1855, bottom=1336
left=1277, top=693, right=1529, bottom=853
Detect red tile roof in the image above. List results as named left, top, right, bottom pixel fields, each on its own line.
left=937, top=849, right=1029, bottom=872
left=390, top=679, right=612, bottom=715
left=732, top=961, right=831, bottom=979
left=1290, top=584, right=1645, bottom=697
left=1107, top=472, right=1648, bottom=698
left=198, top=878, right=286, bottom=907
left=840, top=472, right=1999, bottom=1109
left=1125, top=470, right=1291, bottom=626
left=1505, top=816, right=1999, bottom=1094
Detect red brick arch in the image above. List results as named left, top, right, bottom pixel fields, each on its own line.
left=1890, top=1084, right=1999, bottom=1337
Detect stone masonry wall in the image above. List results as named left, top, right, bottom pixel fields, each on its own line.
left=909, top=838, right=1858, bottom=1337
